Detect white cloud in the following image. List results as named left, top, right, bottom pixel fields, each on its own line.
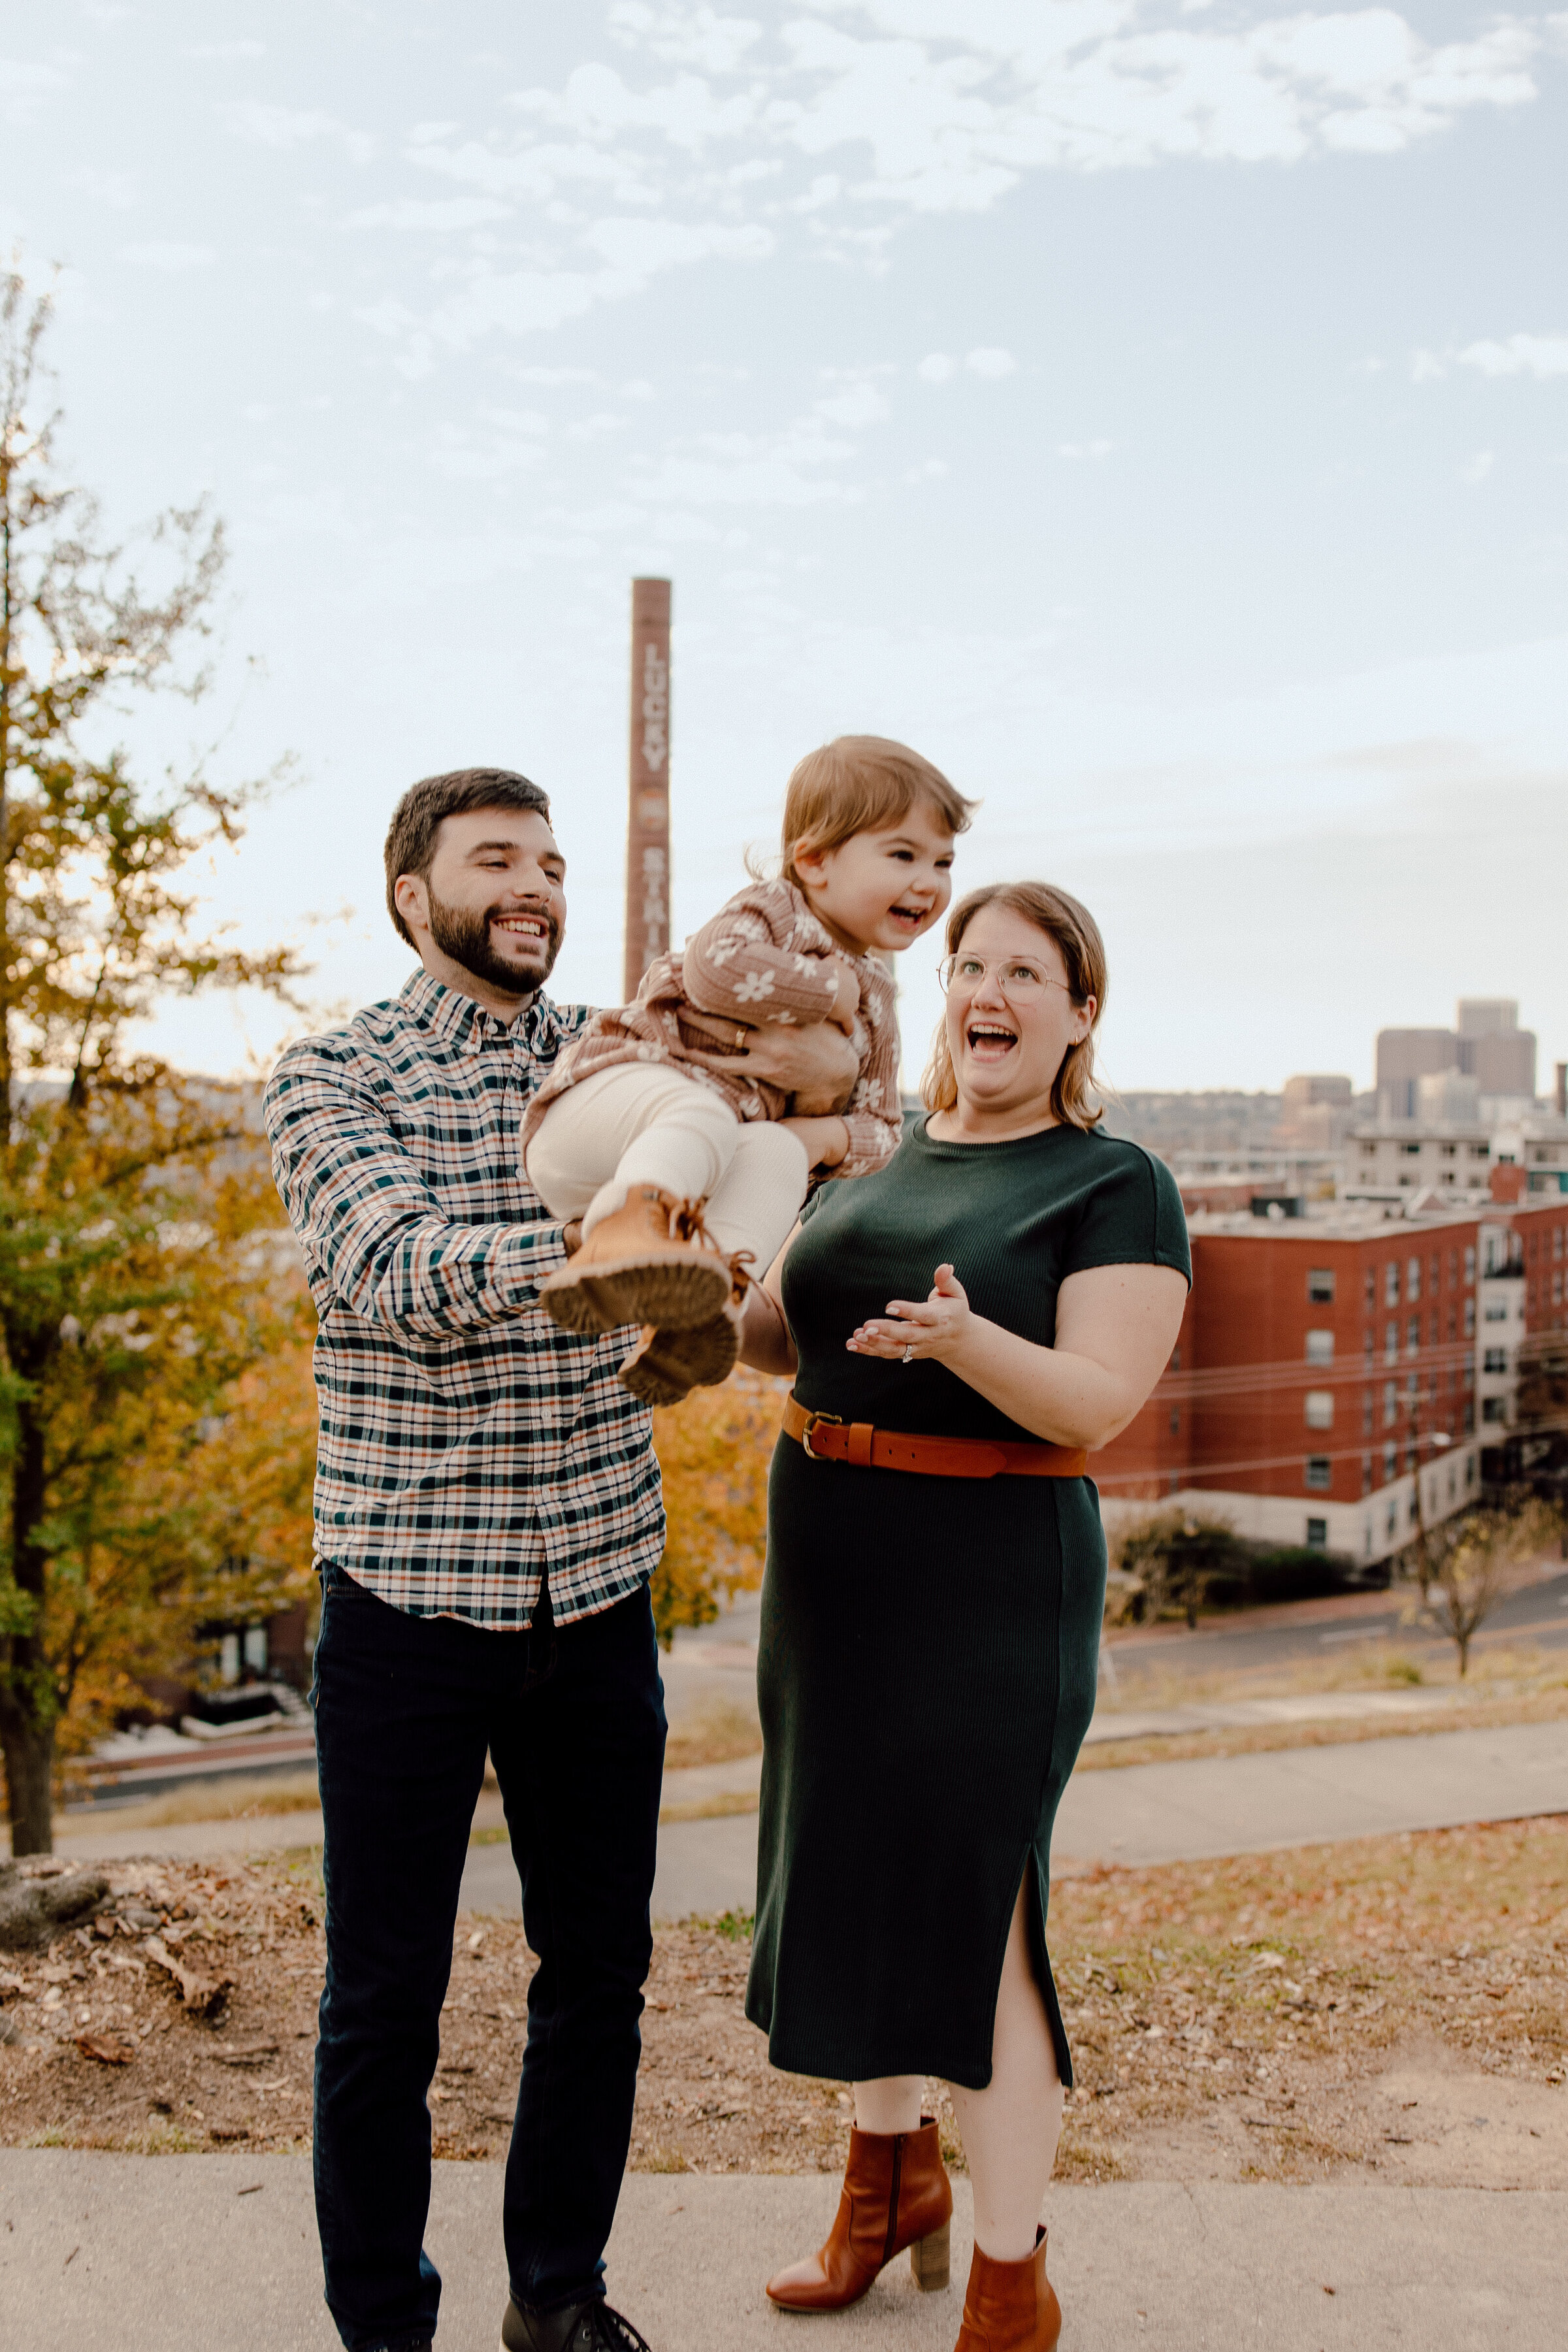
left=814, top=380, right=889, bottom=427
left=222, top=102, right=374, bottom=164
left=608, top=4, right=764, bottom=74
left=1058, top=438, right=1114, bottom=459
left=965, top=345, right=1015, bottom=378
left=917, top=352, right=957, bottom=382
left=0, top=56, right=69, bottom=123
left=1458, top=334, right=1568, bottom=380
left=122, top=241, right=216, bottom=271
left=585, top=216, right=772, bottom=272
left=344, top=198, right=513, bottom=230
left=1460, top=449, right=1494, bottom=485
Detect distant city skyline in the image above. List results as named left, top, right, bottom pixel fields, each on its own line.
left=2, top=3, right=1563, bottom=1091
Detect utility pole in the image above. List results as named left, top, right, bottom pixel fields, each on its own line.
left=623, top=577, right=671, bottom=1002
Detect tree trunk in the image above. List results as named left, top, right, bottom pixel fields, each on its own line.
left=1, top=1384, right=56, bottom=1853
left=0, top=1706, right=54, bottom=1854
left=1456, top=1633, right=1470, bottom=1678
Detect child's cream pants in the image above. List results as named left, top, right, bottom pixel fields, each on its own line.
left=524, top=1063, right=810, bottom=1278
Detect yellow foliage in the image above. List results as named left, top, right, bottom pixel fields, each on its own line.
left=649, top=1369, right=787, bottom=1648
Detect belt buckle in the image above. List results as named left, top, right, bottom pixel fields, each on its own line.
left=800, top=1410, right=843, bottom=1462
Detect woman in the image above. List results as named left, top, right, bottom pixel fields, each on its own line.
left=738, top=881, right=1189, bottom=2352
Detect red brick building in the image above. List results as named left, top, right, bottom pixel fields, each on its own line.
left=1093, top=1185, right=1568, bottom=1566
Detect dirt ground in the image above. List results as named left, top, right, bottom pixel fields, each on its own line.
left=1, top=1819, right=1563, bottom=2189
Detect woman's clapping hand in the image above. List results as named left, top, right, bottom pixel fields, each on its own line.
left=847, top=1262, right=972, bottom=1363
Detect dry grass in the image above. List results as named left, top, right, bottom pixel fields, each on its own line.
left=663, top=1699, right=762, bottom=1772
left=59, top=1772, right=324, bottom=1832
left=5, top=1822, right=1564, bottom=2188
left=1079, top=1682, right=1568, bottom=1772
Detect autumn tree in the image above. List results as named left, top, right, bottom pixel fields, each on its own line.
left=0, top=265, right=304, bottom=1850
left=649, top=1369, right=784, bottom=1648
left=1422, top=1501, right=1560, bottom=1678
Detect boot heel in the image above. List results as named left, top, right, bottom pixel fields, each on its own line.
left=911, top=2219, right=950, bottom=2292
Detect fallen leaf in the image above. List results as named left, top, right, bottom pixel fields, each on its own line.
left=74, top=2031, right=135, bottom=2066
left=144, top=1936, right=232, bottom=2016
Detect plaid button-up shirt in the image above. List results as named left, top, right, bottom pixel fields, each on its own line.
left=263, top=968, right=664, bottom=1629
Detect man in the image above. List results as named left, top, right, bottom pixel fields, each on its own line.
left=265, top=768, right=855, bottom=2352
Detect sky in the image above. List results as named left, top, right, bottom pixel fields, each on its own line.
left=2, top=1, right=1565, bottom=1096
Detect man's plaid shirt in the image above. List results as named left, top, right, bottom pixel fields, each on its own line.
left=263, top=968, right=664, bottom=1629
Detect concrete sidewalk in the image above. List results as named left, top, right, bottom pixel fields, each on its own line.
left=2, top=2151, right=1561, bottom=2351
left=45, top=1716, right=1568, bottom=1922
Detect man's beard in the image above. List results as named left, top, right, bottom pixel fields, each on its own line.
left=426, top=887, right=561, bottom=994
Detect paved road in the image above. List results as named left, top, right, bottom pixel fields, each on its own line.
left=1109, top=1567, right=1568, bottom=1683
left=2, top=2152, right=1561, bottom=2351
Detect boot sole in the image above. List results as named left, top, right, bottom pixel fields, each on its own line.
left=618, top=1314, right=742, bottom=1405
left=539, top=1255, right=731, bottom=1335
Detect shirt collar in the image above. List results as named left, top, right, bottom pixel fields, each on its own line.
left=399, top=966, right=561, bottom=1051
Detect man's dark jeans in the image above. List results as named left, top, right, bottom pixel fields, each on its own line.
left=311, top=1568, right=666, bottom=2352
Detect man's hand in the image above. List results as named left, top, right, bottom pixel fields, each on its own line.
left=689, top=1015, right=858, bottom=1107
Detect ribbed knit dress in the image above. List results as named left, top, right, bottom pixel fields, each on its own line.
left=745, top=1118, right=1190, bottom=2091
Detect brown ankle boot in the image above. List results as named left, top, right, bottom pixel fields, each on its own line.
left=537, top=1188, right=731, bottom=1337
left=617, top=1258, right=749, bottom=1405
left=954, top=2227, right=1062, bottom=2352
left=765, top=2117, right=952, bottom=2311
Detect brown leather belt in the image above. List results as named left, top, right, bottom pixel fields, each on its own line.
left=781, top=1394, right=1087, bottom=1480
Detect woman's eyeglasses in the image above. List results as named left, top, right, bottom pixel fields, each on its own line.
left=938, top=954, right=1070, bottom=1003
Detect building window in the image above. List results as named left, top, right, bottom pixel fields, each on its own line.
left=1386, top=1264, right=1400, bottom=1307
left=1482, top=1397, right=1506, bottom=1424
left=1385, top=1320, right=1398, bottom=1362
left=1364, top=1268, right=1376, bottom=1306
left=1429, top=1254, right=1440, bottom=1293
left=1305, top=1516, right=1328, bottom=1547
left=1464, top=1299, right=1475, bottom=1337
left=1465, top=1452, right=1476, bottom=1486
left=1463, top=1399, right=1475, bottom=1433
left=1361, top=1457, right=1373, bottom=1495
left=1305, top=1459, right=1331, bottom=1492
left=1401, top=1142, right=1421, bottom=1158
left=1305, top=1390, right=1334, bottom=1429
left=1484, top=1300, right=1507, bottom=1323
left=1446, top=1307, right=1457, bottom=1342
left=1482, top=1348, right=1507, bottom=1374
left=1306, top=1330, right=1335, bottom=1364
left=1383, top=1382, right=1397, bottom=1428
left=1555, top=1229, right=1564, bottom=1261
left=1362, top=1391, right=1373, bottom=1434
left=1169, top=1407, right=1181, bottom=1435
left=1555, top=1271, right=1564, bottom=1307
left=1407, top=1257, right=1422, bottom=1301
left=1364, top=1327, right=1375, bottom=1362
left=1406, top=1317, right=1420, bottom=1354
left=1307, top=1268, right=1335, bottom=1303
left=1464, top=1247, right=1476, bottom=1284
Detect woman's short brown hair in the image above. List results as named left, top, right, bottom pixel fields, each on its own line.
left=780, top=736, right=975, bottom=886
left=921, top=881, right=1107, bottom=1130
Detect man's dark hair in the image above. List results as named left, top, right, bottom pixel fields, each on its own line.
left=384, top=768, right=551, bottom=945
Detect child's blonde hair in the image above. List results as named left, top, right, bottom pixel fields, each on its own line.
left=781, top=736, right=975, bottom=887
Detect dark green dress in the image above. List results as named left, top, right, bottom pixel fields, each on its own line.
left=745, top=1119, right=1190, bottom=2091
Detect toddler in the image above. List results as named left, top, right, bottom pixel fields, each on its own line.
left=524, top=735, right=972, bottom=1403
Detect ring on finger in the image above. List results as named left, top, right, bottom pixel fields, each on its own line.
left=901, top=1343, right=915, bottom=1364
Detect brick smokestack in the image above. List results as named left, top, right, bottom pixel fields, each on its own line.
left=623, top=578, right=672, bottom=1003
left=1557, top=1060, right=1567, bottom=1119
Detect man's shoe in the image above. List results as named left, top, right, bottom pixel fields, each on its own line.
left=500, top=2294, right=654, bottom=2352
left=537, top=1188, right=730, bottom=1337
